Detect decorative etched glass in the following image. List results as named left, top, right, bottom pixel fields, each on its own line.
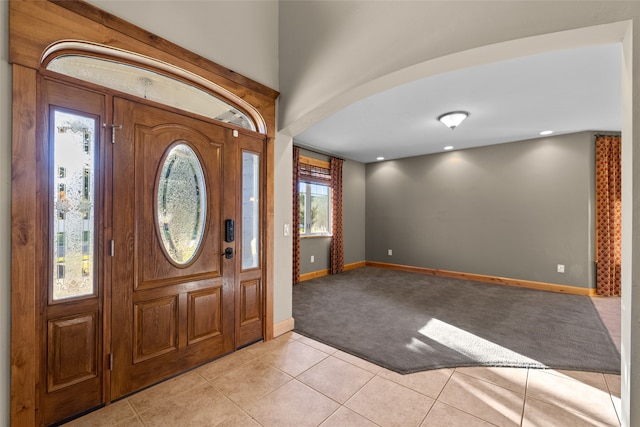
left=157, top=144, right=207, bottom=265
left=242, top=152, right=260, bottom=269
left=52, top=110, right=95, bottom=300
left=47, top=55, right=256, bottom=131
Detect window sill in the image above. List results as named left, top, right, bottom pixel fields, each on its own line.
left=301, top=234, right=332, bottom=239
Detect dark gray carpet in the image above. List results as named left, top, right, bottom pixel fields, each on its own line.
left=293, top=267, right=620, bottom=374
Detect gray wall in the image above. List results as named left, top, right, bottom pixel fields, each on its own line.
left=366, top=132, right=595, bottom=288
left=298, top=149, right=366, bottom=274
left=343, top=159, right=366, bottom=265
left=300, top=238, right=331, bottom=274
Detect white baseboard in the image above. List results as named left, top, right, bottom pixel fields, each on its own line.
left=273, top=317, right=295, bottom=337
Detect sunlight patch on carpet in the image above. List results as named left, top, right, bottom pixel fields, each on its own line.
left=417, top=319, right=539, bottom=365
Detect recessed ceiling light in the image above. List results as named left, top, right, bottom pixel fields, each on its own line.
left=540, top=130, right=553, bottom=135
left=444, top=146, right=454, bottom=151
left=376, top=156, right=385, bottom=161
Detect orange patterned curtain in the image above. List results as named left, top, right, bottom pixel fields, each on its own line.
left=330, top=157, right=344, bottom=275
left=292, top=146, right=301, bottom=284
left=595, top=135, right=621, bottom=296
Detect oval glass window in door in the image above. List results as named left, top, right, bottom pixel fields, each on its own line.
left=156, top=143, right=207, bottom=265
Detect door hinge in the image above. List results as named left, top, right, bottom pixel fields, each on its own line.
left=109, top=240, right=115, bottom=257
left=108, top=354, right=113, bottom=371
left=104, top=123, right=123, bottom=144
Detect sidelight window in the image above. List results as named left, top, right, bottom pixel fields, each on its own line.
left=242, top=152, right=260, bottom=270
left=52, top=110, right=96, bottom=300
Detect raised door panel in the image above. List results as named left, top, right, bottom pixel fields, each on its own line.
left=240, top=279, right=261, bottom=327
left=47, top=313, right=97, bottom=392
left=188, top=287, right=223, bottom=345
left=133, top=296, right=178, bottom=363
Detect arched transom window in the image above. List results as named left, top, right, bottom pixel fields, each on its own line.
left=44, top=41, right=266, bottom=133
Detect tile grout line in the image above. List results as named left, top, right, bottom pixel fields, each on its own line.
left=431, top=368, right=504, bottom=427
left=519, top=368, right=530, bottom=426
left=525, top=370, right=621, bottom=426
left=432, top=368, right=456, bottom=402
left=413, top=367, right=456, bottom=427
left=207, top=380, right=265, bottom=427
left=211, top=399, right=265, bottom=427
left=452, top=367, right=528, bottom=397
left=339, top=372, right=384, bottom=425
left=416, top=399, right=435, bottom=426
left=119, top=400, right=147, bottom=427
left=293, top=358, right=369, bottom=406
left=127, top=373, right=208, bottom=421
left=288, top=349, right=384, bottom=426
left=202, top=343, right=298, bottom=417
left=603, top=373, right=622, bottom=426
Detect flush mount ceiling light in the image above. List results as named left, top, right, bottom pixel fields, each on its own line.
left=438, top=111, right=469, bottom=130
left=540, top=130, right=554, bottom=135
left=376, top=156, right=385, bottom=161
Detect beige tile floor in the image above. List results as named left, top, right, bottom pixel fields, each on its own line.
left=66, top=297, right=621, bottom=427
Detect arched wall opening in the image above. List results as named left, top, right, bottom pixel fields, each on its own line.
left=281, top=20, right=633, bottom=426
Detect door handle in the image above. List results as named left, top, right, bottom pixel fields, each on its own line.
left=223, top=247, right=233, bottom=259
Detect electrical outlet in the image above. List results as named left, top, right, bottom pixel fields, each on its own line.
left=388, top=249, right=393, bottom=256
left=557, top=264, right=565, bottom=273
left=283, top=223, right=290, bottom=237
left=311, top=255, right=315, bottom=263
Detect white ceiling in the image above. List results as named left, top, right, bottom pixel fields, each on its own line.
left=293, top=44, right=621, bottom=163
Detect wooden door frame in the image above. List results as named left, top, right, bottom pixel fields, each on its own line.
left=9, top=1, right=278, bottom=425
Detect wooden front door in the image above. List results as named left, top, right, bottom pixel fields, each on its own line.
left=37, top=78, right=265, bottom=424
left=110, top=98, right=237, bottom=399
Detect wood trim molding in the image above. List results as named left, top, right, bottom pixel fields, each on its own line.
left=298, top=261, right=366, bottom=282
left=264, top=136, right=274, bottom=341
left=299, top=154, right=330, bottom=169
left=300, top=234, right=332, bottom=240
left=273, top=317, right=295, bottom=337
left=344, top=261, right=366, bottom=271
left=10, top=64, right=38, bottom=427
left=366, top=261, right=597, bottom=296
left=299, top=269, right=329, bottom=282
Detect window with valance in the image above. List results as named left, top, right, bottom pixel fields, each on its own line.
left=293, top=148, right=344, bottom=283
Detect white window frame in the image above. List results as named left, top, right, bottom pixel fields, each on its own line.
left=299, top=181, right=332, bottom=237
